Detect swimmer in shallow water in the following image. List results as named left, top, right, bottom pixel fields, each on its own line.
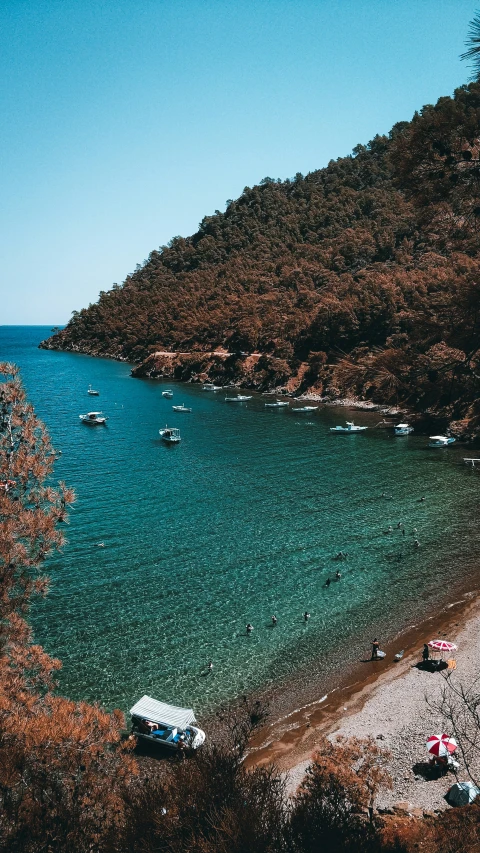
left=325, top=577, right=331, bottom=587
left=304, top=611, right=310, bottom=621
left=246, top=623, right=254, bottom=635
left=335, top=570, right=341, bottom=580
left=271, top=614, right=277, bottom=626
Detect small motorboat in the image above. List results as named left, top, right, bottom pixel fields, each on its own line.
left=394, top=423, right=413, bottom=435
left=429, top=435, right=455, bottom=448
left=162, top=390, right=174, bottom=398
left=202, top=383, right=221, bottom=391
left=159, top=425, right=181, bottom=443
left=130, top=695, right=205, bottom=752
left=79, top=411, right=108, bottom=425
left=225, top=394, right=252, bottom=401
left=292, top=406, right=318, bottom=413
left=330, top=421, right=367, bottom=433
left=265, top=401, right=290, bottom=408
left=172, top=404, right=192, bottom=413
left=87, top=384, right=99, bottom=396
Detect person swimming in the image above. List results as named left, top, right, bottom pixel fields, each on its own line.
left=304, top=611, right=310, bottom=621
left=325, top=577, right=331, bottom=587
left=335, top=570, right=341, bottom=580
left=271, top=615, right=277, bottom=626
left=246, top=623, right=254, bottom=634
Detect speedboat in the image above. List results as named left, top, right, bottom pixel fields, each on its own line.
left=159, top=425, right=181, bottom=443
left=225, top=394, right=252, bottom=401
left=394, top=423, right=414, bottom=435
left=87, top=384, right=99, bottom=396
left=292, top=406, right=318, bottom=413
left=330, top=421, right=367, bottom=432
left=162, top=390, right=174, bottom=398
left=79, top=411, right=108, bottom=425
left=265, top=400, right=290, bottom=408
left=202, top=383, right=221, bottom=391
left=429, top=435, right=455, bottom=447
left=130, top=695, right=205, bottom=752
left=172, top=404, right=192, bottom=412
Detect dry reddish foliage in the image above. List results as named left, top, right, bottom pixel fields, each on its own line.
left=0, top=364, right=136, bottom=853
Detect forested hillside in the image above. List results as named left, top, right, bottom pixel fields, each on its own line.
left=42, top=84, right=480, bottom=433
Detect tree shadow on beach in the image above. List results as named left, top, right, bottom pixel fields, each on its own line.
left=412, top=760, right=448, bottom=781
left=413, top=660, right=448, bottom=673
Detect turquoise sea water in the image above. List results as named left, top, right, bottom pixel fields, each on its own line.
left=1, top=326, right=479, bottom=719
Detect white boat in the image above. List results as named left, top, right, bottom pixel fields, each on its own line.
left=172, top=404, right=192, bottom=412
left=225, top=394, right=252, bottom=401
left=429, top=435, right=455, bottom=447
left=330, top=421, right=367, bottom=433
left=202, top=383, right=221, bottom=391
left=130, top=695, right=205, bottom=752
left=394, top=423, right=414, bottom=435
left=159, top=425, right=181, bottom=443
left=162, top=390, right=173, bottom=398
left=87, top=384, right=99, bottom=396
left=265, top=400, right=289, bottom=408
left=292, top=405, right=318, bottom=413
left=79, top=411, right=108, bottom=425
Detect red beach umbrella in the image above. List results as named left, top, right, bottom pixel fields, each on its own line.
left=427, top=640, right=457, bottom=654
left=426, top=733, right=458, bottom=757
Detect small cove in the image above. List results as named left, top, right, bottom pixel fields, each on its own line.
left=2, top=326, right=480, bottom=720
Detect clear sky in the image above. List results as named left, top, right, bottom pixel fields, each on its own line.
left=1, top=0, right=478, bottom=325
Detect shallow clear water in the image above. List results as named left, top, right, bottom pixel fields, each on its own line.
left=1, top=326, right=479, bottom=718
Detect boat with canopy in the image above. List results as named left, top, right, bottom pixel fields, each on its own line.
left=394, top=423, right=413, bottom=435
left=159, top=425, right=181, bottom=443
left=130, top=695, right=206, bottom=751
left=79, top=411, right=108, bottom=425
left=429, top=435, right=455, bottom=447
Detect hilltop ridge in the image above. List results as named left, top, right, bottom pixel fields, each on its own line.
left=42, top=83, right=480, bottom=435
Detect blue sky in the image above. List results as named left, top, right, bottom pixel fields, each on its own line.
left=1, top=0, right=478, bottom=324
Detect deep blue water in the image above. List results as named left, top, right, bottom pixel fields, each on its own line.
left=1, top=326, right=479, bottom=718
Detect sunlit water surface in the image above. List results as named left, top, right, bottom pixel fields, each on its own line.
left=2, top=327, right=479, bottom=717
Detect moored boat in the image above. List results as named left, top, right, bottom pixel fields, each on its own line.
left=87, top=384, right=99, bottom=396
left=159, top=425, right=181, bottom=443
left=202, top=383, right=221, bottom=391
left=429, top=435, right=455, bottom=447
left=330, top=421, right=367, bottom=433
left=394, top=423, right=414, bottom=435
left=291, top=405, right=318, bottom=412
left=225, top=394, right=252, bottom=401
left=130, top=695, right=205, bottom=751
left=162, top=390, right=174, bottom=398
left=265, top=400, right=289, bottom=408
left=79, top=411, right=108, bottom=425
left=172, top=404, right=192, bottom=412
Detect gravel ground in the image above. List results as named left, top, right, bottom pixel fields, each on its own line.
left=284, top=605, right=480, bottom=813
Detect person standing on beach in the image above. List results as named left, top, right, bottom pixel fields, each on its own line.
left=371, top=638, right=380, bottom=660
left=422, top=644, right=429, bottom=662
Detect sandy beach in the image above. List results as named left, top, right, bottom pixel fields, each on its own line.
left=247, top=592, right=480, bottom=813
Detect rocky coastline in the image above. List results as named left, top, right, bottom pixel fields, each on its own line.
left=39, top=336, right=480, bottom=438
